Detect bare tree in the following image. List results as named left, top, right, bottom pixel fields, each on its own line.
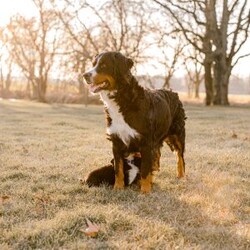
left=88, top=0, right=154, bottom=61
left=183, top=44, right=204, bottom=98
left=157, top=34, right=185, bottom=89
left=207, top=0, right=250, bottom=105
left=0, top=27, right=13, bottom=96
left=50, top=1, right=101, bottom=103
left=52, top=0, right=155, bottom=71
left=7, top=0, right=61, bottom=102
left=153, top=0, right=250, bottom=105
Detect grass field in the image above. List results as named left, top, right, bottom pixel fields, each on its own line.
left=0, top=98, right=249, bottom=249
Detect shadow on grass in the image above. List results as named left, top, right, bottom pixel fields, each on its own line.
left=2, top=173, right=248, bottom=249
left=81, top=180, right=249, bottom=249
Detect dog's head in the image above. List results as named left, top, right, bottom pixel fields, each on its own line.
left=82, top=52, right=134, bottom=93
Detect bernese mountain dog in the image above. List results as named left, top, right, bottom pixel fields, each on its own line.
left=83, top=51, right=186, bottom=193
left=83, top=153, right=141, bottom=187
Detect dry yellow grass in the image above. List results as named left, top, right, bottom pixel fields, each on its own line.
left=0, top=98, right=249, bottom=249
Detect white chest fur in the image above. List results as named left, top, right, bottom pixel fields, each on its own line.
left=100, top=91, right=139, bottom=146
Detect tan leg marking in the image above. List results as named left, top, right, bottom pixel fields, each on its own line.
left=152, top=149, right=161, bottom=172
left=165, top=135, right=185, bottom=178
left=114, top=159, right=124, bottom=190
left=140, top=174, right=153, bottom=193
left=177, top=151, right=185, bottom=178
left=175, top=139, right=185, bottom=178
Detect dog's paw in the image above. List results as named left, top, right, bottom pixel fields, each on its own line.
left=176, top=172, right=185, bottom=179
left=140, top=186, right=151, bottom=194
left=114, top=181, right=124, bottom=190
left=140, top=175, right=152, bottom=193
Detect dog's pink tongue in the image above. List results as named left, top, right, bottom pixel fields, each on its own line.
left=90, top=85, right=99, bottom=93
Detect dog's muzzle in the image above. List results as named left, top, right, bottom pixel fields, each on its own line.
left=82, top=72, right=92, bottom=84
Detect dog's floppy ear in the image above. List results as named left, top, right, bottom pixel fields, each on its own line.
left=126, top=58, right=134, bottom=70
left=114, top=52, right=133, bottom=76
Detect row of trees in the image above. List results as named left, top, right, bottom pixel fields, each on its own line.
left=154, top=0, right=250, bottom=105
left=0, top=0, right=249, bottom=105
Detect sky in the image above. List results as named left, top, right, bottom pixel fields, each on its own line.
left=0, top=0, right=36, bottom=25
left=0, top=0, right=250, bottom=78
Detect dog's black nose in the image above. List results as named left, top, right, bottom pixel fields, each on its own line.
left=82, top=72, right=91, bottom=83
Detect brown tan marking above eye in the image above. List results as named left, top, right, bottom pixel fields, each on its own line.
left=99, top=63, right=106, bottom=69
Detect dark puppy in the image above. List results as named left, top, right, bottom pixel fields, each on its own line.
left=83, top=51, right=186, bottom=193
left=84, top=153, right=141, bottom=187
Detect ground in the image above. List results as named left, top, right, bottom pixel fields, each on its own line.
left=0, top=98, right=249, bottom=249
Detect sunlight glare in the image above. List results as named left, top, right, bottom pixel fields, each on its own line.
left=0, top=0, right=36, bottom=26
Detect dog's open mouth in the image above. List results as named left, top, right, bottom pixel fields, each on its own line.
left=89, top=80, right=110, bottom=93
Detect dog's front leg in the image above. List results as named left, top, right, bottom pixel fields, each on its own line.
left=140, top=146, right=153, bottom=193
left=113, top=146, right=125, bottom=190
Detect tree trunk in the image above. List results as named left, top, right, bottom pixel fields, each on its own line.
left=34, top=78, right=47, bottom=102
left=213, top=55, right=222, bottom=105
left=213, top=55, right=230, bottom=106
left=204, top=59, right=213, bottom=105
left=163, top=75, right=170, bottom=89
left=221, top=70, right=230, bottom=105
left=194, top=84, right=199, bottom=98
left=26, top=79, right=31, bottom=98
left=5, top=71, right=12, bottom=92
left=194, top=74, right=200, bottom=98
left=0, top=67, right=3, bottom=94
left=38, top=81, right=47, bottom=102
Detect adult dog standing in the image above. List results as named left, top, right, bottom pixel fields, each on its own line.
left=83, top=52, right=186, bottom=193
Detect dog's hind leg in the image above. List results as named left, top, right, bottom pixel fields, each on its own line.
left=165, top=135, right=185, bottom=178
left=175, top=137, right=185, bottom=178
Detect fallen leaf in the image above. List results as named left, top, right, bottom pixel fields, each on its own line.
left=1, top=195, right=10, bottom=203
left=231, top=131, right=237, bottom=138
left=79, top=218, right=99, bottom=237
